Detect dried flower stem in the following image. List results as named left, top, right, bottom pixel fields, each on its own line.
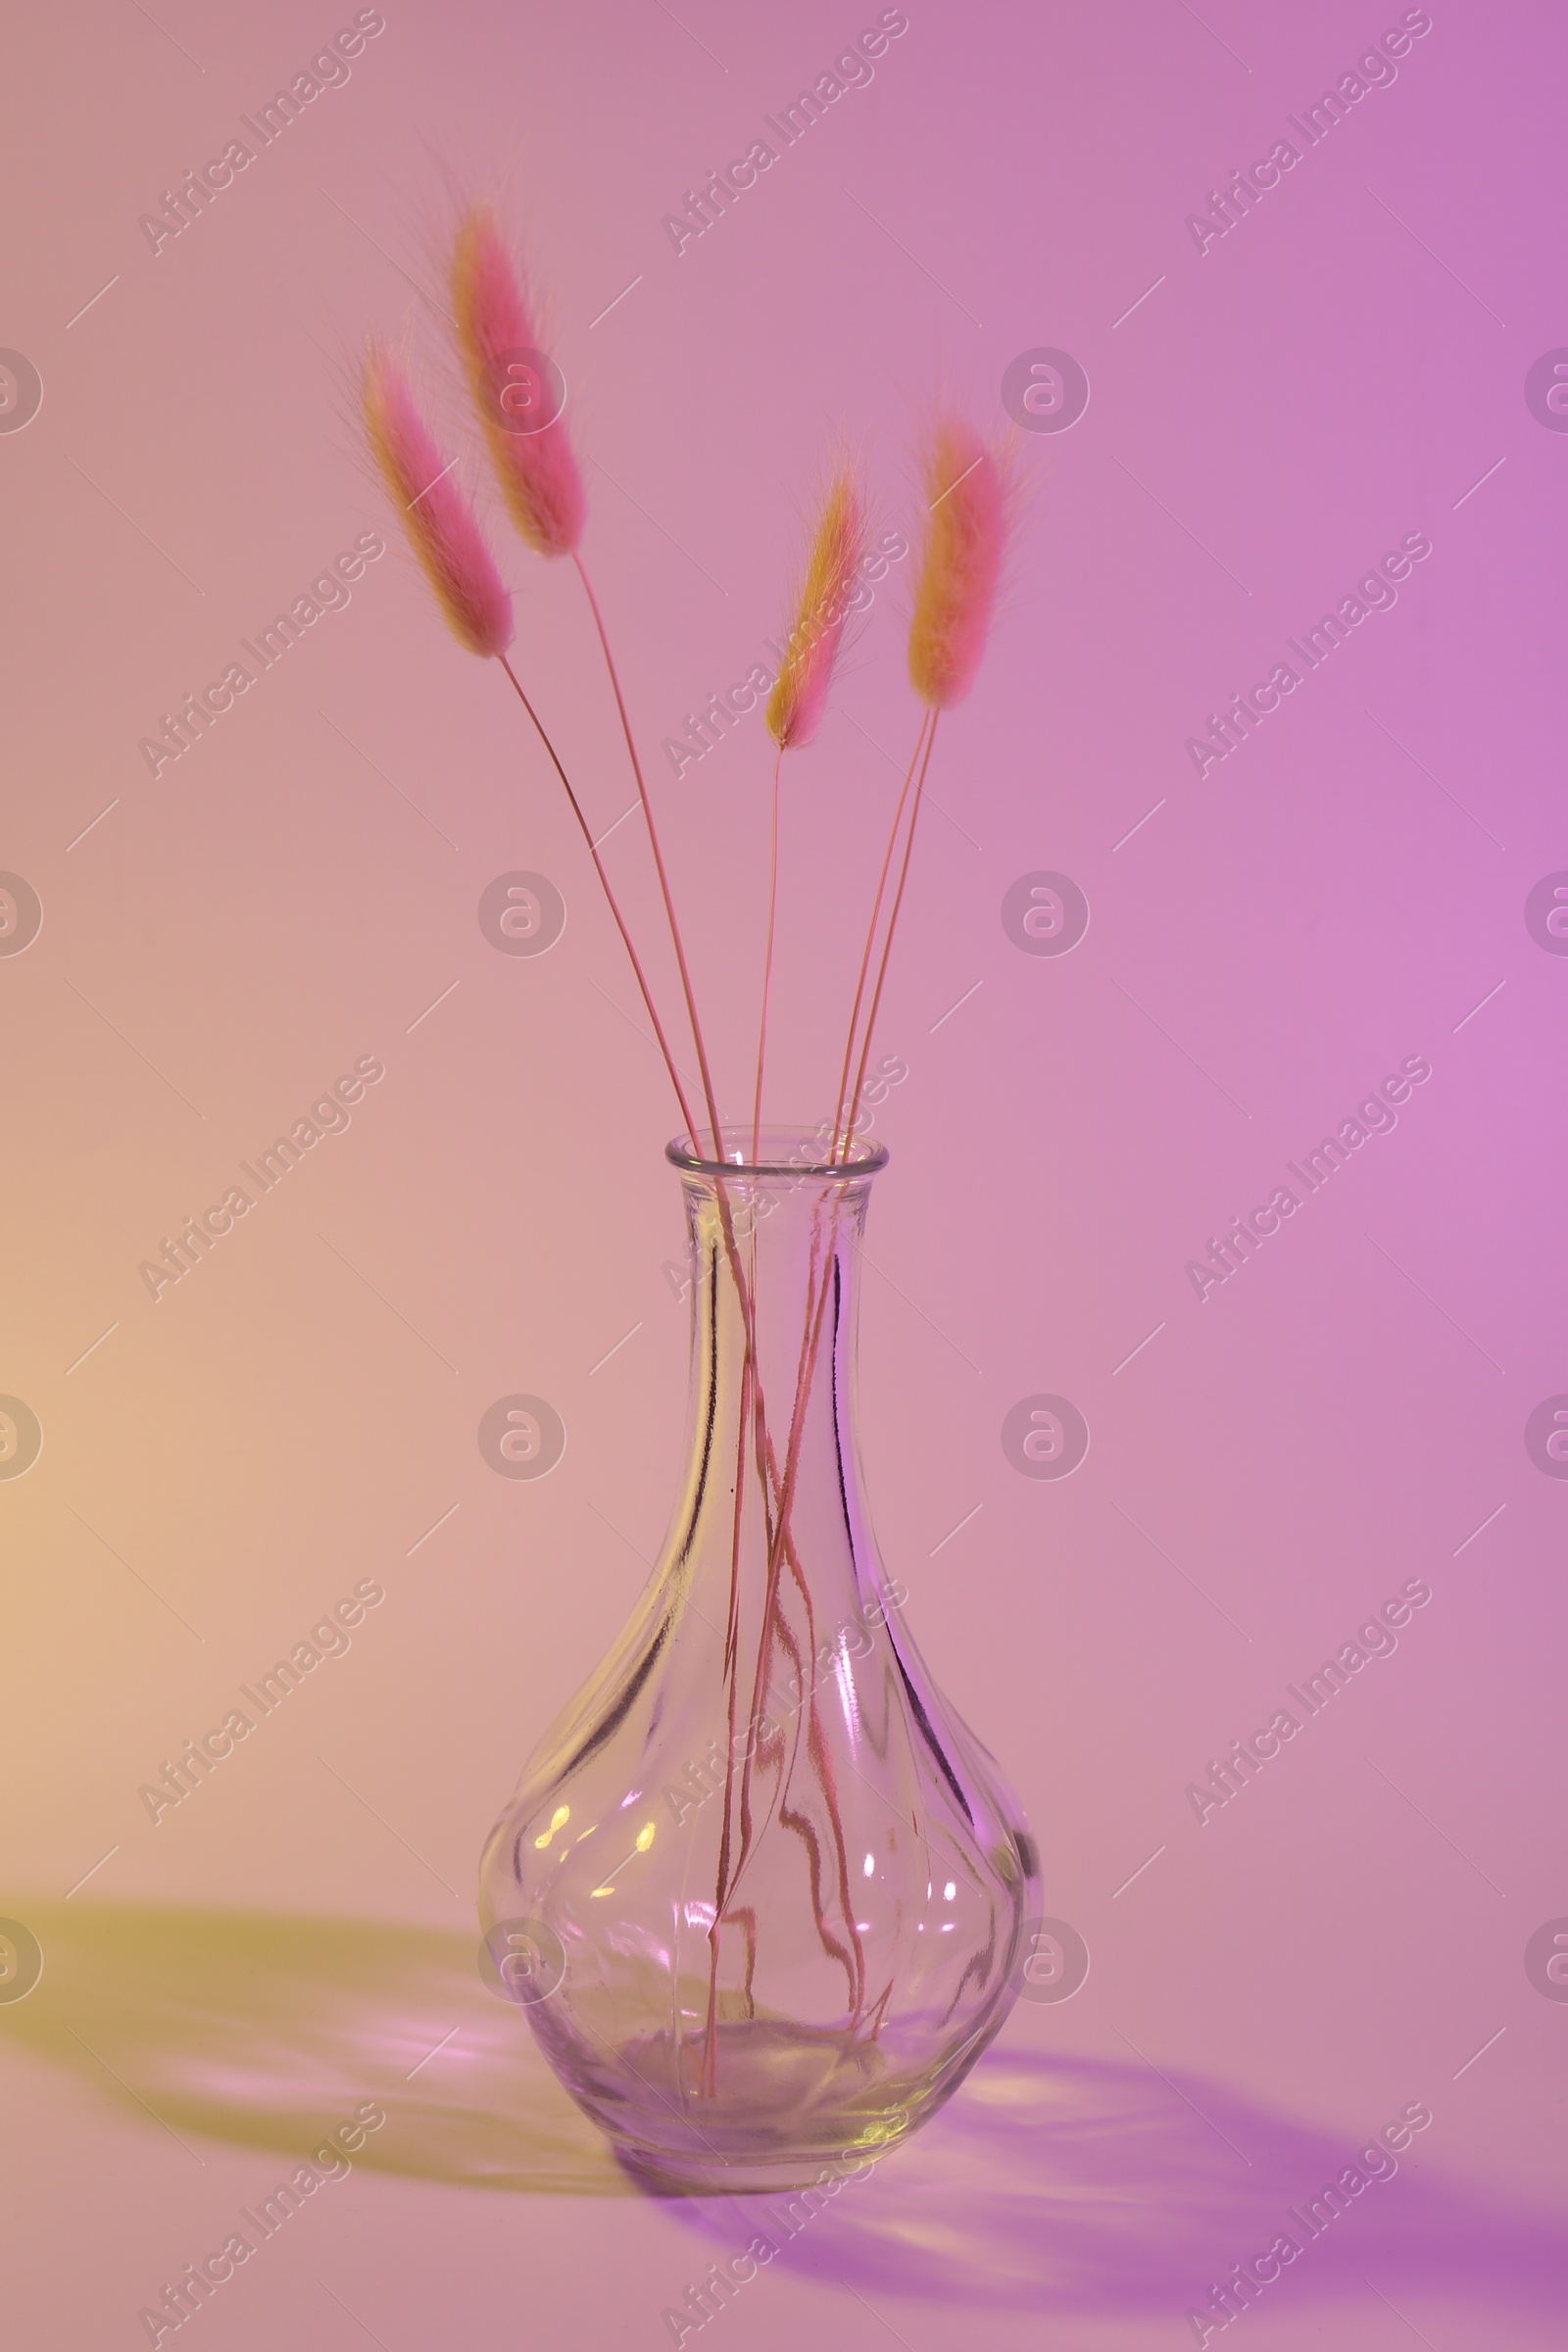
left=839, top=714, right=941, bottom=1162
left=726, top=1206, right=832, bottom=1881
left=827, top=710, right=931, bottom=1159
left=702, top=1341, right=755, bottom=2097
left=572, top=553, right=723, bottom=1148
left=497, top=654, right=701, bottom=1148
left=750, top=744, right=784, bottom=1161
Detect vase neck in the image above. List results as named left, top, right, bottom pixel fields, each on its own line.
left=670, top=1146, right=879, bottom=1620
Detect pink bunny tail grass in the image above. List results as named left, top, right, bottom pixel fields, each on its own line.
left=764, top=465, right=868, bottom=751
left=361, top=342, right=514, bottom=660
left=907, top=417, right=1011, bottom=710
left=452, top=204, right=585, bottom=560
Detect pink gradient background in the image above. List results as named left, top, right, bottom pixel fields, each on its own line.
left=1, top=0, right=1563, bottom=2344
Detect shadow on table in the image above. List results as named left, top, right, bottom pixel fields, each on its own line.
left=4, top=1901, right=624, bottom=2196
left=8, top=1904, right=1563, bottom=2324
left=662, top=2043, right=1567, bottom=2326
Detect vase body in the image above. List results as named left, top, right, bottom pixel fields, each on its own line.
left=478, top=1129, right=1036, bottom=2191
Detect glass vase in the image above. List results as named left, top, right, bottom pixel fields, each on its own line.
left=478, top=1128, right=1036, bottom=2192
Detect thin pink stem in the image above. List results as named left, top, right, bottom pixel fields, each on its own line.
left=558, top=571, right=870, bottom=2073
left=723, top=1205, right=836, bottom=1911
left=564, top=590, right=804, bottom=2049
left=497, top=656, right=700, bottom=1148
left=706, top=1200, right=870, bottom=2050
left=703, top=1342, right=754, bottom=2098
left=751, top=744, right=784, bottom=1161
left=840, top=711, right=941, bottom=1165
left=573, top=553, right=724, bottom=1149
left=829, top=710, right=930, bottom=1158
left=498, top=620, right=855, bottom=2077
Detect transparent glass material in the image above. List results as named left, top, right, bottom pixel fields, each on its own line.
left=479, top=1129, right=1036, bottom=2191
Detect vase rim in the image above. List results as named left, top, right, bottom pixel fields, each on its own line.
left=665, top=1123, right=890, bottom=1180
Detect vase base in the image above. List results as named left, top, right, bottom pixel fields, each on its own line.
left=612, top=2138, right=904, bottom=2198
left=546, top=2014, right=920, bottom=2195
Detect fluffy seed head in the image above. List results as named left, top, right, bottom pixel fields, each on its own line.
left=361, top=341, right=514, bottom=659
left=765, top=466, right=868, bottom=751
left=453, top=204, right=585, bottom=560
left=907, top=417, right=1009, bottom=709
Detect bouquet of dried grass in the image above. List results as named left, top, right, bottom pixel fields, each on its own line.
left=362, top=203, right=1011, bottom=1165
